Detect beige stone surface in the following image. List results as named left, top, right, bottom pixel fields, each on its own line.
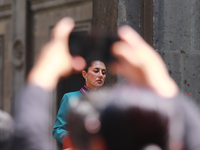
left=33, top=0, right=92, bottom=61
left=0, top=0, right=11, bottom=6
left=0, top=18, right=12, bottom=113
left=0, top=1, right=12, bottom=113
left=30, top=0, right=57, bottom=5
left=0, top=1, right=11, bottom=19
left=0, top=21, right=5, bottom=34
left=3, top=19, right=12, bottom=113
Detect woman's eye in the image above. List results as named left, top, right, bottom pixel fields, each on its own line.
left=94, top=70, right=98, bottom=73
left=102, top=71, right=106, bottom=75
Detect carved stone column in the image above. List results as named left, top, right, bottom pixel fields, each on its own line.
left=0, top=35, right=4, bottom=109
left=92, top=0, right=118, bottom=86
left=11, top=0, right=27, bottom=96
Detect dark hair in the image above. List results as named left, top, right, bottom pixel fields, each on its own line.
left=68, top=86, right=182, bottom=150
left=84, top=60, right=94, bottom=72
left=84, top=59, right=105, bottom=72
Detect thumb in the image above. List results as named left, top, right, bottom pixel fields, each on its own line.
left=52, top=17, right=75, bottom=44
left=72, top=56, right=86, bottom=72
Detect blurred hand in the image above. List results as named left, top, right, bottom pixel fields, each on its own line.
left=28, top=17, right=86, bottom=91
left=111, top=26, right=178, bottom=98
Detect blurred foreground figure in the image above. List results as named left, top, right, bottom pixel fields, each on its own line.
left=0, top=110, right=13, bottom=150
left=0, top=16, right=199, bottom=150
left=68, top=86, right=200, bottom=150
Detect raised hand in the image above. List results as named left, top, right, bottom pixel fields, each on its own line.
left=28, top=17, right=86, bottom=91
left=111, top=25, right=178, bottom=98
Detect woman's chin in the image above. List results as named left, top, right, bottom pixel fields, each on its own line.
left=97, top=84, right=104, bottom=88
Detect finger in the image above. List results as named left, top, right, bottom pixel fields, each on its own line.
left=107, top=61, right=121, bottom=75
left=72, top=56, right=86, bottom=72
left=109, top=61, right=147, bottom=85
left=117, top=27, right=167, bottom=71
left=118, top=25, right=148, bottom=49
left=111, top=41, right=132, bottom=55
left=111, top=41, right=140, bottom=66
left=52, top=17, right=75, bottom=44
left=107, top=61, right=130, bottom=80
left=108, top=62, right=132, bottom=79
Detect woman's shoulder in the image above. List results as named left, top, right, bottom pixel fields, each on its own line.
left=63, top=91, right=82, bottom=99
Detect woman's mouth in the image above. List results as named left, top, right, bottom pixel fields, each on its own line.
left=96, top=80, right=102, bottom=84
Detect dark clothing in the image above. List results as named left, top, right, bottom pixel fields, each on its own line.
left=177, top=94, right=200, bottom=150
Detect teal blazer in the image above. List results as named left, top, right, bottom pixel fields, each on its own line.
left=52, top=91, right=82, bottom=143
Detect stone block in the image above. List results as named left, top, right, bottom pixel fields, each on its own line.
left=0, top=0, right=11, bottom=6
left=93, top=0, right=118, bottom=34
left=160, top=51, right=181, bottom=88
left=181, top=53, right=200, bottom=103
left=154, top=0, right=200, bottom=53
left=154, top=0, right=200, bottom=104
left=117, top=0, right=142, bottom=33
left=33, top=1, right=92, bottom=61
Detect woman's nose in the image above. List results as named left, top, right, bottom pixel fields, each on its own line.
left=98, top=71, right=103, bottom=77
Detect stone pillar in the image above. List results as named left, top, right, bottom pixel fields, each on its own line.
left=0, top=35, right=4, bottom=109
left=92, top=0, right=118, bottom=34
left=92, top=0, right=152, bottom=39
left=92, top=0, right=118, bottom=86
left=117, top=0, right=153, bottom=45
left=117, top=0, right=141, bottom=32
left=11, top=0, right=27, bottom=96
left=154, top=0, right=200, bottom=102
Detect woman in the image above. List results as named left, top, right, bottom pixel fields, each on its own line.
left=52, top=60, right=106, bottom=144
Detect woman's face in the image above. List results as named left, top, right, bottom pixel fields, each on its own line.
left=83, top=61, right=106, bottom=90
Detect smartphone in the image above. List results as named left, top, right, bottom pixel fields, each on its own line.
left=69, top=32, right=120, bottom=64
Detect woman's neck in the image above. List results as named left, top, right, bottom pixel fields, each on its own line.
left=85, top=84, right=98, bottom=90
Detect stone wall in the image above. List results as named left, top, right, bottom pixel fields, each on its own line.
left=0, top=0, right=12, bottom=113
left=154, top=0, right=200, bottom=102
left=32, top=0, right=92, bottom=61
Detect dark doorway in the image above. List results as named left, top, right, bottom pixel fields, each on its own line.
left=56, top=73, right=85, bottom=111
left=56, top=30, right=88, bottom=112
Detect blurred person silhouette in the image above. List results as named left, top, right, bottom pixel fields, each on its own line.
left=53, top=59, right=106, bottom=146
left=67, top=84, right=187, bottom=150
left=0, top=17, right=198, bottom=150
left=0, top=110, right=13, bottom=150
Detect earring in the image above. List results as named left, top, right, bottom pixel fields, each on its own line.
left=86, top=78, right=87, bottom=81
